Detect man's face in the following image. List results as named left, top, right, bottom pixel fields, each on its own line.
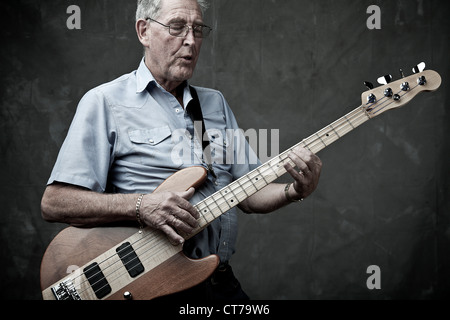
left=145, top=0, right=204, bottom=89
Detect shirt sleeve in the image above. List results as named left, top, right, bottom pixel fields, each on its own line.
left=47, top=88, right=117, bottom=192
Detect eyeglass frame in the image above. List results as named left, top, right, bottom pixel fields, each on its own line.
left=146, top=17, right=212, bottom=38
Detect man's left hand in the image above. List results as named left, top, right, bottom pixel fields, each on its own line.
left=284, top=147, right=323, bottom=201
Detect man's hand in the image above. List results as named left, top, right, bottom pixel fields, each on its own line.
left=140, top=188, right=200, bottom=245
left=284, top=147, right=322, bottom=201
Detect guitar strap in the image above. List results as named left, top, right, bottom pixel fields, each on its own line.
left=187, top=86, right=217, bottom=180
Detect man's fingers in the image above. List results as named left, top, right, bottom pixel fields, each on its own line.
left=159, top=224, right=185, bottom=246
left=284, top=162, right=307, bottom=182
left=287, top=151, right=310, bottom=175
left=178, top=188, right=200, bottom=219
left=171, top=206, right=199, bottom=229
left=180, top=187, right=196, bottom=200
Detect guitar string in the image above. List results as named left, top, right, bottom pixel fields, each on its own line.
left=65, top=84, right=419, bottom=298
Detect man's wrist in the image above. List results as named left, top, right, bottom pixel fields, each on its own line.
left=284, top=183, right=304, bottom=203
left=136, top=194, right=146, bottom=233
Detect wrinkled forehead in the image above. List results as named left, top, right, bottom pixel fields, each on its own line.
left=158, top=0, right=203, bottom=22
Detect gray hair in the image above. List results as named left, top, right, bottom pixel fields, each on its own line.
left=136, top=0, right=210, bottom=21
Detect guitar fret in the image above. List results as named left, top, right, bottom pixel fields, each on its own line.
left=196, top=202, right=214, bottom=225
left=268, top=157, right=282, bottom=177
left=213, top=193, right=231, bottom=213
left=247, top=171, right=264, bottom=190
left=235, top=179, right=249, bottom=197
left=239, top=176, right=258, bottom=195
left=316, top=133, right=327, bottom=147
left=318, top=127, right=339, bottom=146
left=343, top=115, right=355, bottom=129
left=329, top=124, right=341, bottom=139
left=301, top=140, right=312, bottom=152
left=222, top=187, right=239, bottom=208
left=256, top=167, right=269, bottom=185
left=203, top=197, right=219, bottom=219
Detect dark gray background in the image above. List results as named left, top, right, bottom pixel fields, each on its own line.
left=1, top=0, right=449, bottom=300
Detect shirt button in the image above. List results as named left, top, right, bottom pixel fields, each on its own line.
left=175, top=109, right=180, bottom=113
left=149, top=139, right=154, bottom=144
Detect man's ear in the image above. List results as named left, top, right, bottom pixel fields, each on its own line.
left=136, top=19, right=150, bottom=47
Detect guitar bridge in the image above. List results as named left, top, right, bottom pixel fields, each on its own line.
left=51, top=279, right=81, bottom=300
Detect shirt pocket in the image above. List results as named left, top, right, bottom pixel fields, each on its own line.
left=128, top=126, right=183, bottom=168
left=207, top=128, right=228, bottom=165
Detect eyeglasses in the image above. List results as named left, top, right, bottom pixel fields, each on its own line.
left=146, top=18, right=212, bottom=38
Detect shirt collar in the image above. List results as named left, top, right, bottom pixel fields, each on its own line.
left=135, top=58, right=193, bottom=106
left=136, top=58, right=156, bottom=93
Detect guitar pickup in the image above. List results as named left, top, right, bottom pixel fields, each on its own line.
left=84, top=262, right=112, bottom=299
left=116, top=242, right=145, bottom=278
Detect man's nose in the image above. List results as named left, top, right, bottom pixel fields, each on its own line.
left=183, top=27, right=196, bottom=46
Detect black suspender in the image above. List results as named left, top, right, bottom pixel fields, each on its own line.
left=187, top=86, right=217, bottom=179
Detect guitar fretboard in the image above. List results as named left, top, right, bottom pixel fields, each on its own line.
left=189, top=105, right=371, bottom=235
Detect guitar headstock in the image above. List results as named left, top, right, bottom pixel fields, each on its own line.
left=361, top=63, right=442, bottom=118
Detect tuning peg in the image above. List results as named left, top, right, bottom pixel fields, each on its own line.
left=364, top=81, right=374, bottom=90
left=418, top=75, right=427, bottom=86
left=412, top=62, right=426, bottom=74
left=377, top=75, right=393, bottom=85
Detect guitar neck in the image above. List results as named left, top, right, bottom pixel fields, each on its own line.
left=189, top=105, right=371, bottom=236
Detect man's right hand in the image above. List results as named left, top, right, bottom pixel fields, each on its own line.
left=140, top=188, right=200, bottom=245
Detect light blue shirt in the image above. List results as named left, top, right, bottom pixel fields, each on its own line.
left=48, top=58, right=260, bottom=262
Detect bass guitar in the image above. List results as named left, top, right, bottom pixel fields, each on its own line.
left=40, top=64, right=441, bottom=300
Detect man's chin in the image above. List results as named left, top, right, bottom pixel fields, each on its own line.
left=173, top=69, right=195, bottom=82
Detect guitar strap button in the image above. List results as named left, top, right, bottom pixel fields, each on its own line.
left=123, top=291, right=133, bottom=300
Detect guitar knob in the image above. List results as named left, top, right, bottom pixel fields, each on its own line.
left=123, top=291, right=133, bottom=300
left=377, top=75, right=393, bottom=85
left=364, top=81, right=374, bottom=90
left=367, top=93, right=376, bottom=103
left=393, top=94, right=401, bottom=101
left=418, top=76, right=427, bottom=86
left=412, top=62, right=426, bottom=74
left=384, top=88, right=393, bottom=97
left=401, top=82, right=410, bottom=91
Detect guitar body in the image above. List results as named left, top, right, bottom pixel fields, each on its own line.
left=40, top=166, right=220, bottom=300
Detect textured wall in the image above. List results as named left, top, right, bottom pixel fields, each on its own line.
left=0, top=0, right=448, bottom=300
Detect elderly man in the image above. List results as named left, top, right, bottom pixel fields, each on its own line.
left=41, top=0, right=322, bottom=300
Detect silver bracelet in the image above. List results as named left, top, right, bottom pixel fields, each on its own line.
left=136, top=194, right=146, bottom=233
left=284, top=183, right=304, bottom=203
